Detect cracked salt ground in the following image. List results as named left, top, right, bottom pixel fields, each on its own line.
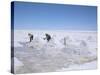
left=14, top=43, right=97, bottom=73
left=13, top=30, right=97, bottom=74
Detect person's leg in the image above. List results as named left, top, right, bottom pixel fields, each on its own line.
left=47, top=39, right=49, bottom=42
left=30, top=38, right=32, bottom=42
left=30, top=37, right=33, bottom=42
left=48, top=37, right=51, bottom=42
left=47, top=38, right=50, bottom=42
left=29, top=37, right=32, bottom=42
left=30, top=37, right=31, bottom=42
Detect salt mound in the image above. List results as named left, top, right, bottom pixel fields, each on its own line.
left=27, top=37, right=45, bottom=50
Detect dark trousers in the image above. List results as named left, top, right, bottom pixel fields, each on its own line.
left=30, top=36, right=33, bottom=42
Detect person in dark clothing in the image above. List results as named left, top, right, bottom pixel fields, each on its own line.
left=28, top=33, right=33, bottom=42
left=44, top=33, right=51, bottom=42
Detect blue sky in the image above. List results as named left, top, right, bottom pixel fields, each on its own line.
left=13, top=2, right=97, bottom=31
